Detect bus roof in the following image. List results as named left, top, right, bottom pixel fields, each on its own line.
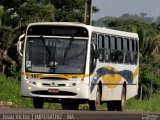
left=27, top=22, right=139, bottom=39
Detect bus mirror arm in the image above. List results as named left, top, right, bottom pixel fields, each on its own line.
left=17, top=41, right=22, bottom=56
left=17, top=34, right=25, bottom=57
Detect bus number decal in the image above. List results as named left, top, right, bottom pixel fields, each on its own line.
left=31, top=74, right=39, bottom=78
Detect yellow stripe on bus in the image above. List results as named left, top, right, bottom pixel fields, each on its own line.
left=21, top=72, right=89, bottom=79
left=133, top=67, right=139, bottom=79
left=101, top=66, right=139, bottom=89
left=102, top=74, right=122, bottom=88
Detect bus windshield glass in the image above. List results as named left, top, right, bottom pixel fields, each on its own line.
left=25, top=37, right=87, bottom=74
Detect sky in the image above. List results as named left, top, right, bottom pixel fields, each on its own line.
left=92, top=0, right=160, bottom=20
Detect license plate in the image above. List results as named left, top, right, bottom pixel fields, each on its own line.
left=48, top=89, right=59, bottom=93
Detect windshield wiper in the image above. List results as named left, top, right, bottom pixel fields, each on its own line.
left=40, top=36, right=51, bottom=62
left=52, top=40, right=57, bottom=72
left=63, top=37, right=74, bottom=64
left=40, top=36, right=57, bottom=72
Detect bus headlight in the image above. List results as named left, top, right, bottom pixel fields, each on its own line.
left=37, top=82, right=42, bottom=87
left=66, top=83, right=71, bottom=87
left=77, top=88, right=80, bottom=91
left=28, top=86, right=32, bottom=90
left=65, top=81, right=81, bottom=87
left=66, top=83, right=76, bottom=87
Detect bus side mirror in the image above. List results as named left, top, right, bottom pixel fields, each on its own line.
left=17, top=34, right=25, bottom=57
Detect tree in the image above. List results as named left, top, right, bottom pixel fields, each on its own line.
left=92, top=6, right=99, bottom=13
left=0, top=0, right=100, bottom=76
left=0, top=0, right=99, bottom=26
left=51, top=0, right=85, bottom=22
left=18, top=0, right=55, bottom=25
left=0, top=0, right=26, bottom=11
left=0, top=0, right=26, bottom=27
left=0, top=0, right=55, bottom=27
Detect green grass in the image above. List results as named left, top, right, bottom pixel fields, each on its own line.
left=0, top=73, right=32, bottom=108
left=0, top=73, right=62, bottom=109
left=1, top=72, right=160, bottom=111
left=126, top=95, right=160, bottom=112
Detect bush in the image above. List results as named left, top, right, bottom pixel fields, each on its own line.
left=5, top=64, right=21, bottom=80
left=139, top=62, right=160, bottom=99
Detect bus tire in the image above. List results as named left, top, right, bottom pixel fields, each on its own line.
left=116, top=87, right=126, bottom=111
left=89, top=86, right=101, bottom=111
left=33, top=97, right=44, bottom=109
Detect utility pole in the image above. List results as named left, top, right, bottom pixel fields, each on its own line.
left=84, top=0, right=92, bottom=25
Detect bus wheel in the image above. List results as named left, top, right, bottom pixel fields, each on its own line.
left=89, top=86, right=101, bottom=111
left=62, top=100, right=79, bottom=110
left=116, top=87, right=126, bottom=111
left=33, top=97, right=44, bottom=109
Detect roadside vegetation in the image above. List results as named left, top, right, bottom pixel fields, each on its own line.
left=0, top=73, right=32, bottom=108
left=0, top=0, right=160, bottom=112
left=0, top=73, right=62, bottom=109
left=126, top=94, right=160, bottom=112
left=1, top=72, right=160, bottom=112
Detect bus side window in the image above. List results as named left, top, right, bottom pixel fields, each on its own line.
left=110, top=36, right=117, bottom=63
left=117, top=37, right=123, bottom=63
left=130, top=39, right=134, bottom=64
left=104, top=35, right=110, bottom=62
left=92, top=33, right=97, bottom=48
left=135, top=40, right=138, bottom=64
left=90, top=44, right=96, bottom=74
left=123, top=38, right=130, bottom=64
left=98, top=34, right=105, bottom=62
left=136, top=40, right=138, bottom=52
left=90, top=33, right=97, bottom=74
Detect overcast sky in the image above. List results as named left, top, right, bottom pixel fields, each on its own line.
left=92, top=0, right=160, bottom=20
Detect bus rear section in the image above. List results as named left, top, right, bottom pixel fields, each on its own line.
left=88, top=29, right=139, bottom=111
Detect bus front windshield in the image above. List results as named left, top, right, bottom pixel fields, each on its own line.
left=25, top=37, right=87, bottom=74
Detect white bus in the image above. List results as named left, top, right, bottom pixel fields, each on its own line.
left=17, top=22, right=139, bottom=111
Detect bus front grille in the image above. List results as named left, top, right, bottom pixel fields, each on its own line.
left=31, top=90, right=77, bottom=96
